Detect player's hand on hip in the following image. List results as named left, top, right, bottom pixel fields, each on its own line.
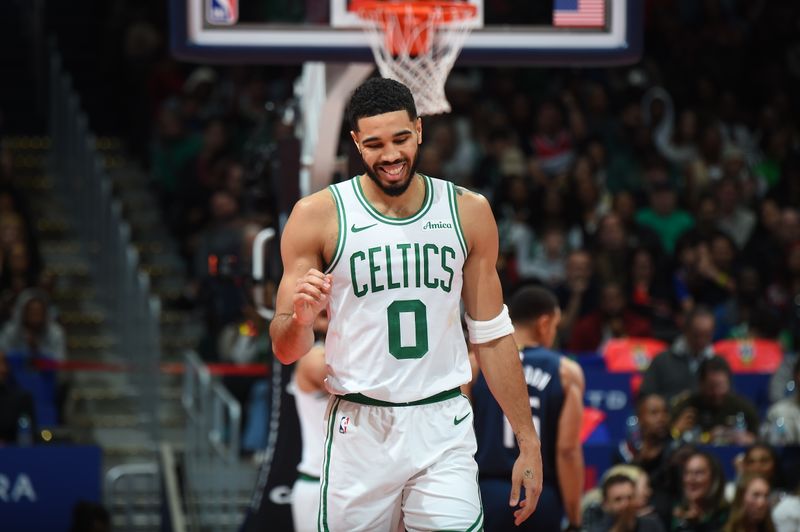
left=293, top=269, right=332, bottom=326
left=510, top=445, right=543, bottom=526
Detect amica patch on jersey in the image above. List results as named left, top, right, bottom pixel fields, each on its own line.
left=422, top=220, right=453, bottom=230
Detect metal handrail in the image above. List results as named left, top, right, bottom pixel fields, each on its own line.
left=161, top=443, right=187, bottom=532
left=182, top=351, right=254, bottom=531
left=209, top=380, right=241, bottom=465
left=105, top=462, right=160, bottom=529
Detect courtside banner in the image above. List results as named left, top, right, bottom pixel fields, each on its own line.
left=0, top=445, right=102, bottom=532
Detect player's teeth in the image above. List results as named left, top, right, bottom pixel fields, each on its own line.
left=382, top=163, right=404, bottom=175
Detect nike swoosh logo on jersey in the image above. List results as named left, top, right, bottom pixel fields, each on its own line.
left=454, top=413, right=471, bottom=425
left=351, top=223, right=378, bottom=233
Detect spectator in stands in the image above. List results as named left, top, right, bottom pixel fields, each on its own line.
left=616, top=394, right=671, bottom=479
left=440, top=117, right=482, bottom=187
left=640, top=306, right=716, bottom=403
left=777, top=208, right=800, bottom=251
left=567, top=281, right=652, bottom=354
left=724, top=444, right=781, bottom=505
left=643, top=87, right=699, bottom=168
left=217, top=301, right=270, bottom=366
left=556, top=249, right=599, bottom=344
left=635, top=179, right=694, bottom=257
left=763, top=357, right=800, bottom=445
left=150, top=104, right=202, bottom=219
left=714, top=178, right=756, bottom=250
left=686, top=124, right=725, bottom=202
left=528, top=100, right=576, bottom=179
left=0, top=350, right=35, bottom=445
left=628, top=247, right=677, bottom=340
left=68, top=500, right=111, bottom=532
left=742, top=198, right=784, bottom=284
left=611, top=189, right=663, bottom=261
left=764, top=241, right=800, bottom=343
left=0, top=288, right=66, bottom=362
left=177, top=118, right=232, bottom=242
left=672, top=450, right=729, bottom=531
left=681, top=194, right=720, bottom=245
left=0, top=212, right=26, bottom=257
left=741, top=446, right=779, bottom=497
left=0, top=241, right=39, bottom=322
left=773, top=483, right=800, bottom=532
left=768, top=348, right=799, bottom=404
left=693, top=233, right=739, bottom=308
left=513, top=224, right=568, bottom=288
left=670, top=356, right=759, bottom=445
left=536, top=185, right=584, bottom=250
left=592, top=213, right=634, bottom=286
left=672, top=234, right=705, bottom=313
left=569, top=171, right=611, bottom=242
left=713, top=266, right=765, bottom=340
left=723, top=474, right=775, bottom=532
left=470, top=127, right=516, bottom=194
left=192, top=190, right=246, bottom=353
left=586, top=473, right=665, bottom=532
left=493, top=175, right=534, bottom=256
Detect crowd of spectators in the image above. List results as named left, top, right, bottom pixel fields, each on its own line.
left=0, top=138, right=66, bottom=445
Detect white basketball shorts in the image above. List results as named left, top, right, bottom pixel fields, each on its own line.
left=317, top=389, right=483, bottom=532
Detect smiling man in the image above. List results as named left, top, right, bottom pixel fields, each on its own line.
left=269, top=77, right=542, bottom=531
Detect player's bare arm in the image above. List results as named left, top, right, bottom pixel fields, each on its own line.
left=270, top=191, right=338, bottom=364
left=457, top=187, right=543, bottom=526
left=556, top=358, right=585, bottom=529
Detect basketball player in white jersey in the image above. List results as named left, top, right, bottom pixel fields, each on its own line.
left=270, top=77, right=542, bottom=531
left=291, top=341, right=329, bottom=532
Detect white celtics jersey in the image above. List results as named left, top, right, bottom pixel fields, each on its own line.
left=324, top=174, right=470, bottom=403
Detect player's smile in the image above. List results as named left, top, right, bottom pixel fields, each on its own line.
left=376, top=159, right=407, bottom=181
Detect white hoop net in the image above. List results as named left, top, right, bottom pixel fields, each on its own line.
left=356, top=2, right=477, bottom=116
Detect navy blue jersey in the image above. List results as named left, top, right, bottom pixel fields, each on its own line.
left=473, top=346, right=564, bottom=484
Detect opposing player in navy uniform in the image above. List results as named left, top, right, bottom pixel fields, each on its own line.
left=471, top=285, right=585, bottom=531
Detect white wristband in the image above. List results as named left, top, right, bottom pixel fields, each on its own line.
left=464, top=305, right=514, bottom=344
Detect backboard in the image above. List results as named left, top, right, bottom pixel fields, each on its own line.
left=170, top=0, right=642, bottom=66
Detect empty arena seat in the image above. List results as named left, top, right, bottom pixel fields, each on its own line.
left=713, top=338, right=783, bottom=373
left=601, top=337, right=667, bottom=373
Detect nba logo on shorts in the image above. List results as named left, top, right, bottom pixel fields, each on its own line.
left=207, top=0, right=238, bottom=25
left=339, top=416, right=350, bottom=434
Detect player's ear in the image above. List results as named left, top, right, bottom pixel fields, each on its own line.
left=535, top=315, right=551, bottom=337
left=350, top=130, right=361, bottom=153
left=416, top=117, right=422, bottom=144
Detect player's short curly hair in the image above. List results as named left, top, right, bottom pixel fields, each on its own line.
left=346, top=77, right=417, bottom=131
left=508, top=285, right=559, bottom=324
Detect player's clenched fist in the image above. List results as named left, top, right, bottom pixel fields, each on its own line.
left=293, top=268, right=332, bottom=326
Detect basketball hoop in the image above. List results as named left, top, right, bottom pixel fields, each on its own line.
left=352, top=1, right=478, bottom=116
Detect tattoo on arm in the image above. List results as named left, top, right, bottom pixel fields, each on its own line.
left=524, top=469, right=534, bottom=479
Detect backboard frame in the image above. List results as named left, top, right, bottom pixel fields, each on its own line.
left=170, top=0, right=642, bottom=66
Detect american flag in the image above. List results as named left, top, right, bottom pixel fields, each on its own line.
left=553, top=0, right=606, bottom=28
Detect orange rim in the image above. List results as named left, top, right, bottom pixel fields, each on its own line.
left=352, top=1, right=477, bottom=23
